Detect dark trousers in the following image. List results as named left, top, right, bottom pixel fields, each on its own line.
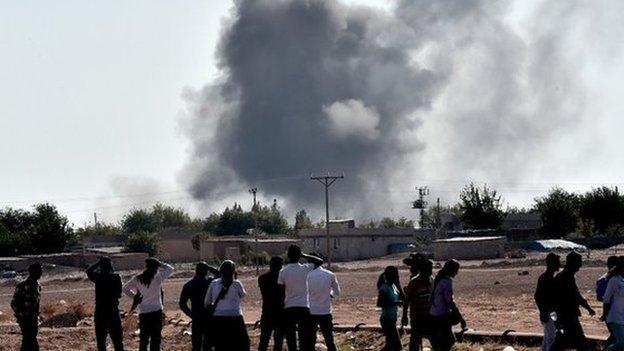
left=259, top=313, right=285, bottom=351
left=429, top=317, right=455, bottom=351
left=94, top=307, right=124, bottom=351
left=139, top=310, right=163, bottom=351
left=311, top=314, right=336, bottom=351
left=283, top=307, right=314, bottom=351
left=18, top=317, right=39, bottom=351
left=380, top=317, right=402, bottom=351
left=192, top=316, right=213, bottom=351
left=213, top=315, right=250, bottom=351
left=409, top=316, right=431, bottom=351
left=550, top=317, right=588, bottom=351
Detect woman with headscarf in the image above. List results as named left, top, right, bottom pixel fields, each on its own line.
left=429, top=260, right=466, bottom=351
left=122, top=257, right=174, bottom=351
left=205, top=260, right=250, bottom=351
left=377, top=265, right=404, bottom=351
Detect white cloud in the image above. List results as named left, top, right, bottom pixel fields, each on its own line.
left=323, top=99, right=381, bottom=141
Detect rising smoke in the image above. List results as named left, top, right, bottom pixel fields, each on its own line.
left=182, top=0, right=621, bottom=220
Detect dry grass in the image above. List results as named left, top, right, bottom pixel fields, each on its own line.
left=40, top=303, right=58, bottom=317
left=68, top=302, right=92, bottom=319
left=0, top=311, right=11, bottom=324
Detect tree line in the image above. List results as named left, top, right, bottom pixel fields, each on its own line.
left=2, top=183, right=624, bottom=256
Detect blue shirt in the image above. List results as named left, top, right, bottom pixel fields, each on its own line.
left=379, top=283, right=400, bottom=320
left=597, top=273, right=611, bottom=302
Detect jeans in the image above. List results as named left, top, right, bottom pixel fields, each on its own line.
left=541, top=320, right=556, bottom=351
left=605, top=323, right=624, bottom=351
left=380, top=317, right=402, bottom=351
left=139, top=310, right=163, bottom=351
left=311, top=314, right=337, bottom=351
left=94, top=307, right=124, bottom=351
left=18, top=317, right=39, bottom=351
left=283, top=307, right=314, bottom=351
left=259, top=313, right=285, bottom=351
left=213, top=315, right=250, bottom=351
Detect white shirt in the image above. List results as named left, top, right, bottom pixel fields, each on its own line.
left=122, top=263, right=174, bottom=314
left=307, top=267, right=340, bottom=315
left=204, top=278, right=247, bottom=316
left=604, top=274, right=624, bottom=324
left=278, top=263, right=315, bottom=308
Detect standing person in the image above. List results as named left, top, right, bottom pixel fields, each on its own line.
left=602, top=257, right=624, bottom=351
left=597, top=256, right=619, bottom=345
left=429, top=260, right=466, bottom=351
left=123, top=258, right=174, bottom=351
left=534, top=253, right=561, bottom=351
left=179, top=261, right=220, bottom=351
left=377, top=266, right=404, bottom=351
left=307, top=256, right=340, bottom=351
left=258, top=256, right=286, bottom=351
left=86, top=257, right=125, bottom=351
left=550, top=251, right=596, bottom=351
left=11, top=262, right=43, bottom=351
left=204, top=260, right=250, bottom=351
left=278, top=245, right=324, bottom=351
left=403, top=258, right=434, bottom=351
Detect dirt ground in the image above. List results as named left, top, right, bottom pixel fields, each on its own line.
left=0, top=251, right=616, bottom=350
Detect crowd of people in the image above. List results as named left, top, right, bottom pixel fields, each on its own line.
left=9, top=244, right=624, bottom=351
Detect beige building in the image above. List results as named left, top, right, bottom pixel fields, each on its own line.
left=433, top=236, right=506, bottom=260
left=199, top=236, right=301, bottom=262
left=298, top=220, right=437, bottom=262
left=157, top=228, right=200, bottom=263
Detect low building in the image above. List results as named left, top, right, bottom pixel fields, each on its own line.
left=157, top=228, right=200, bottom=263
left=433, top=236, right=506, bottom=260
left=298, top=220, right=436, bottom=262
left=199, top=236, right=301, bottom=262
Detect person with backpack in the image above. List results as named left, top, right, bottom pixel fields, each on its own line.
left=534, top=253, right=561, bottom=351
left=402, top=257, right=433, bottom=351
left=429, top=260, right=466, bottom=351
left=598, top=255, right=619, bottom=345
left=204, top=260, right=249, bottom=351
left=377, top=265, right=404, bottom=351
left=601, top=257, right=624, bottom=351
left=179, top=261, right=220, bottom=351
left=123, top=258, right=174, bottom=351
left=86, top=257, right=125, bottom=351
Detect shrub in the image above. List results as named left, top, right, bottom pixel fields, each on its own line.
left=124, top=231, right=159, bottom=256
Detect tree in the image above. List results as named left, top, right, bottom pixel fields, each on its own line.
left=253, top=202, right=289, bottom=234
left=121, top=208, right=159, bottom=234
left=151, top=204, right=192, bottom=229
left=534, top=188, right=580, bottom=238
left=378, top=217, right=415, bottom=229
left=578, top=187, right=624, bottom=235
left=124, top=231, right=159, bottom=256
left=76, top=223, right=122, bottom=238
left=30, top=203, right=75, bottom=253
left=459, top=183, right=504, bottom=229
left=202, top=202, right=290, bottom=236
left=121, top=204, right=194, bottom=234
left=294, top=209, right=313, bottom=230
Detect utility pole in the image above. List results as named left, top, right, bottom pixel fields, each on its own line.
left=93, top=212, right=98, bottom=227
left=412, top=186, right=429, bottom=229
left=248, top=187, right=258, bottom=208
left=310, top=173, right=344, bottom=267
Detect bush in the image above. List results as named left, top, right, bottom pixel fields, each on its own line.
left=124, top=231, right=159, bottom=256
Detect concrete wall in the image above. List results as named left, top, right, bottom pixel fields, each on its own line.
left=159, top=238, right=199, bottom=263
left=199, top=238, right=300, bottom=261
left=298, top=228, right=436, bottom=261
left=17, top=252, right=148, bottom=271
left=433, top=236, right=506, bottom=260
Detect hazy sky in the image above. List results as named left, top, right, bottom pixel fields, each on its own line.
left=2, top=0, right=624, bottom=226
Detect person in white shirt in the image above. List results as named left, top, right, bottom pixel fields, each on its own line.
left=602, top=257, right=624, bottom=351
left=204, top=260, right=250, bottom=351
left=307, top=258, right=340, bottom=351
left=278, top=245, right=323, bottom=351
left=122, top=258, right=174, bottom=351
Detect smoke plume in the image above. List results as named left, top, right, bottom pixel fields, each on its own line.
left=182, top=0, right=623, bottom=219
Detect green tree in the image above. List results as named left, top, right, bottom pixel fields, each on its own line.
left=151, top=204, right=192, bottom=229
left=459, top=183, right=504, bottom=229
left=579, top=186, right=624, bottom=235
left=534, top=188, right=580, bottom=238
left=121, top=208, right=159, bottom=233
left=124, top=231, right=159, bottom=256
left=294, top=209, right=313, bottom=230
left=253, top=202, right=289, bottom=234
left=30, top=203, right=75, bottom=254
left=76, top=223, right=122, bottom=238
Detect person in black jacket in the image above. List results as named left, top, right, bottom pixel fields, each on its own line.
left=258, top=256, right=286, bottom=351
left=86, top=257, right=124, bottom=351
left=534, top=253, right=560, bottom=351
left=12, top=262, right=43, bottom=351
left=550, top=251, right=596, bottom=351
left=179, top=261, right=220, bottom=351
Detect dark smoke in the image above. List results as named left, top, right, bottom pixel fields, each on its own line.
left=183, top=0, right=594, bottom=218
